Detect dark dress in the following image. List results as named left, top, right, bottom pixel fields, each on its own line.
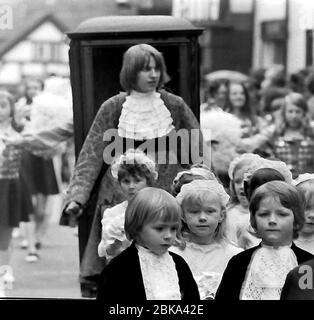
left=0, top=131, right=33, bottom=227
left=16, top=99, right=59, bottom=196
left=21, top=151, right=59, bottom=196
left=97, top=242, right=200, bottom=302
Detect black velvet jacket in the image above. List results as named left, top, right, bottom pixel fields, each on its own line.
left=97, top=242, right=200, bottom=303
left=215, top=242, right=314, bottom=300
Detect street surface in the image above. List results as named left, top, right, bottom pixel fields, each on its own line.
left=6, top=197, right=81, bottom=299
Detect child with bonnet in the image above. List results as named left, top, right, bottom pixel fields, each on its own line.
left=98, top=148, right=158, bottom=261
left=216, top=180, right=313, bottom=300
left=97, top=187, right=200, bottom=302
left=225, top=153, right=293, bottom=249
left=170, top=179, right=243, bottom=299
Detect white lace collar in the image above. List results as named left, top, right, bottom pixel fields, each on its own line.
left=136, top=244, right=181, bottom=300
left=240, top=243, right=298, bottom=300
left=118, top=90, right=174, bottom=140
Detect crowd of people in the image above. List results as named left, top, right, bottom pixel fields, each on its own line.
left=1, top=43, right=314, bottom=300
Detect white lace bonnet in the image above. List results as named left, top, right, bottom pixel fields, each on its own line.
left=176, top=179, right=230, bottom=207
left=259, top=159, right=293, bottom=184
left=228, top=153, right=264, bottom=180
left=110, top=148, right=158, bottom=180
left=172, top=165, right=216, bottom=185
left=228, top=153, right=293, bottom=184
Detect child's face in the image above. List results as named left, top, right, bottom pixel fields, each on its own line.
left=284, top=102, right=304, bottom=129
left=136, top=218, right=179, bottom=255
left=135, top=56, right=160, bottom=93
left=120, top=174, right=148, bottom=200
left=0, top=98, right=11, bottom=123
left=183, top=193, right=224, bottom=243
left=229, top=83, right=246, bottom=109
left=254, top=196, right=294, bottom=246
left=215, top=84, right=228, bottom=108
left=233, top=166, right=249, bottom=208
left=300, top=208, right=314, bottom=236
left=26, top=80, right=42, bottom=99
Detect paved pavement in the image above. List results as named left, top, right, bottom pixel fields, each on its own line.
left=6, top=220, right=81, bottom=298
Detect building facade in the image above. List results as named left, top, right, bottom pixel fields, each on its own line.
left=252, top=0, right=314, bottom=74
left=173, top=0, right=254, bottom=75
left=0, top=14, right=69, bottom=89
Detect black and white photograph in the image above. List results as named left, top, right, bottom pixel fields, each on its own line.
left=0, top=0, right=314, bottom=311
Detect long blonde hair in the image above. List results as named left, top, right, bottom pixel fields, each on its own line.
left=275, top=92, right=314, bottom=138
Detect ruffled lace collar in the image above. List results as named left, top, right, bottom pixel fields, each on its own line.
left=240, top=243, right=298, bottom=300
left=136, top=244, right=181, bottom=300
left=118, top=90, right=174, bottom=140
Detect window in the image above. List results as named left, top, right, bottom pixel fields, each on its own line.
left=33, top=42, right=61, bottom=62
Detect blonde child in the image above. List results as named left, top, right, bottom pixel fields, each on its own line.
left=171, top=179, right=242, bottom=299
left=294, top=174, right=314, bottom=254
left=0, top=91, right=32, bottom=296
left=98, top=149, right=158, bottom=261
left=272, top=92, right=314, bottom=178
left=216, top=181, right=314, bottom=300
left=97, top=187, right=199, bottom=302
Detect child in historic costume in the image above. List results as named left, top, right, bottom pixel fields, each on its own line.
left=239, top=165, right=293, bottom=249
left=216, top=181, right=314, bottom=300
left=97, top=187, right=199, bottom=302
left=97, top=149, right=158, bottom=260
left=171, top=179, right=242, bottom=299
left=225, top=153, right=293, bottom=249
left=271, top=92, right=314, bottom=179
left=0, top=91, right=32, bottom=296
left=294, top=174, right=314, bottom=254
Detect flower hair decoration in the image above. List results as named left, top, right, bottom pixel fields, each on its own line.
left=176, top=179, right=230, bottom=208
left=110, top=148, right=158, bottom=180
